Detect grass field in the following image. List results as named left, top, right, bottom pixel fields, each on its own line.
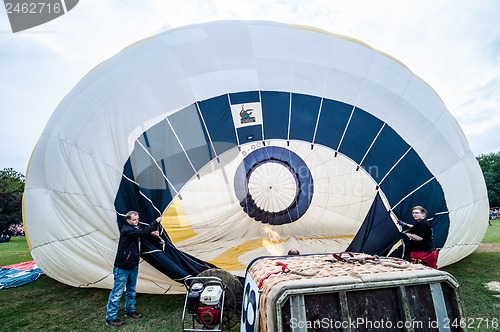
left=1, top=221, right=499, bottom=331
left=441, top=220, right=500, bottom=331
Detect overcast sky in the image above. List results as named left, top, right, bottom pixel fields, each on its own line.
left=1, top=0, right=499, bottom=174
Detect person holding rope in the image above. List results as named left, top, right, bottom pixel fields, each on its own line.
left=399, top=206, right=438, bottom=269
left=105, top=211, right=161, bottom=326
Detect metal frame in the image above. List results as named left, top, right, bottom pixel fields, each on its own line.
left=181, top=276, right=227, bottom=332
left=273, top=275, right=466, bottom=332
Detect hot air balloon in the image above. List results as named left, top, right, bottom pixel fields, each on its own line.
left=23, top=20, right=489, bottom=294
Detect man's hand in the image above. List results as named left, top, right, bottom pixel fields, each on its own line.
left=398, top=220, right=413, bottom=228
left=151, top=230, right=160, bottom=238
left=156, top=217, right=162, bottom=223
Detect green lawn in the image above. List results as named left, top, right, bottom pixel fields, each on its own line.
left=0, top=236, right=185, bottom=331
left=1, top=221, right=499, bottom=331
left=482, top=218, right=500, bottom=243
left=0, top=275, right=185, bottom=331
left=441, top=219, right=500, bottom=330
left=0, top=236, right=33, bottom=266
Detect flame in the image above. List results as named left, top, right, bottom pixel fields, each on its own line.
left=262, top=225, right=284, bottom=256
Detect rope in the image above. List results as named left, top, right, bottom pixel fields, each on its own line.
left=257, top=260, right=322, bottom=289
left=257, top=252, right=411, bottom=289
left=330, top=252, right=410, bottom=268
left=257, top=261, right=289, bottom=288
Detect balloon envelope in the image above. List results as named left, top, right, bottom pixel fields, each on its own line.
left=23, top=20, right=489, bottom=294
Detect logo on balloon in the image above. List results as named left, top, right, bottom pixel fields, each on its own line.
left=3, top=0, right=79, bottom=33
left=231, top=102, right=262, bottom=129
left=239, top=105, right=256, bottom=124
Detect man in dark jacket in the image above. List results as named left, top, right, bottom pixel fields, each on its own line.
left=105, top=211, right=161, bottom=326
left=399, top=206, right=438, bottom=269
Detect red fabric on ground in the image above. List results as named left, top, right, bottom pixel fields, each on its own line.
left=2, top=260, right=37, bottom=270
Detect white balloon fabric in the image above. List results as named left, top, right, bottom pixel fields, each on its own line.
left=23, top=20, right=489, bottom=294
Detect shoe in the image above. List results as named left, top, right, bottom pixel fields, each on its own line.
left=106, top=318, right=124, bottom=326
left=125, top=311, right=142, bottom=319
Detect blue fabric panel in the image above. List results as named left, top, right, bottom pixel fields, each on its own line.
left=429, top=214, right=450, bottom=249
left=380, top=149, right=434, bottom=207
left=0, top=266, right=44, bottom=290
left=197, top=95, right=238, bottom=155
left=141, top=235, right=217, bottom=282
left=127, top=140, right=174, bottom=193
left=360, top=125, right=410, bottom=183
left=237, top=125, right=263, bottom=144
left=346, top=192, right=402, bottom=255
left=139, top=121, right=195, bottom=192
left=289, top=93, right=321, bottom=142
left=314, top=99, right=352, bottom=150
left=229, top=91, right=260, bottom=104
left=114, top=159, right=175, bottom=225
left=338, top=108, right=384, bottom=164
left=261, top=91, right=290, bottom=139
left=391, top=178, right=449, bottom=248
left=168, top=104, right=215, bottom=172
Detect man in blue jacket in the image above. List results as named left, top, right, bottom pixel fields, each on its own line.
left=105, top=211, right=161, bottom=326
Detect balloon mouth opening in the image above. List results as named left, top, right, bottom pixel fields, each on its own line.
left=234, top=146, right=313, bottom=225
left=247, top=158, right=300, bottom=212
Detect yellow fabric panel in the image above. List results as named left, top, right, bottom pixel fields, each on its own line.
left=208, top=234, right=355, bottom=271
left=161, top=197, right=197, bottom=244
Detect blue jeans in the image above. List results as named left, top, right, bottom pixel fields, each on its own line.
left=105, top=266, right=138, bottom=321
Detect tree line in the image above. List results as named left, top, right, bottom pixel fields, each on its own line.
left=477, top=152, right=500, bottom=208
left=0, top=168, right=24, bottom=234
left=1, top=152, right=499, bottom=232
